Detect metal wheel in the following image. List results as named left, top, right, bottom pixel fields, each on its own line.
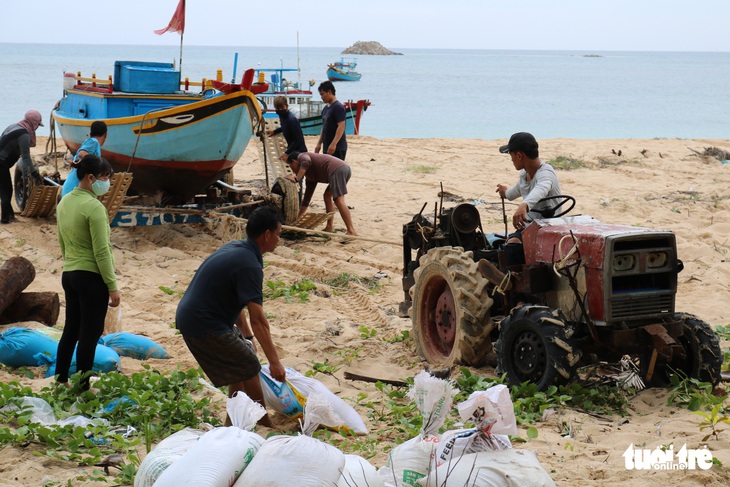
left=410, top=247, right=494, bottom=367
left=496, top=304, right=581, bottom=390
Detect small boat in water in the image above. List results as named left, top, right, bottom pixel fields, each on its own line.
left=255, top=66, right=370, bottom=136
left=326, top=58, right=362, bottom=82
left=53, top=61, right=266, bottom=203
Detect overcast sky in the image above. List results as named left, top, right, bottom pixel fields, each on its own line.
left=1, top=0, right=728, bottom=52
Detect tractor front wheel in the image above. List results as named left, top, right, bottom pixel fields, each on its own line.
left=410, top=247, right=495, bottom=367
left=495, top=305, right=582, bottom=390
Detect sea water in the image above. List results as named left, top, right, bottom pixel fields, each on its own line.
left=0, top=43, right=728, bottom=140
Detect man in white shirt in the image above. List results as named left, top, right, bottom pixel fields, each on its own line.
left=496, top=132, right=561, bottom=266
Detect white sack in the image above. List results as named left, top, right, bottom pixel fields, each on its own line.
left=134, top=428, right=206, bottom=487
left=382, top=371, right=457, bottom=486
left=152, top=392, right=266, bottom=487
left=435, top=428, right=511, bottom=467
left=234, top=393, right=347, bottom=487
left=337, top=454, right=384, bottom=487
left=456, top=384, right=518, bottom=436
left=260, top=365, right=368, bottom=435
left=418, top=450, right=556, bottom=487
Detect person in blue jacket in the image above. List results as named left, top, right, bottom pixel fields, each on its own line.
left=62, top=121, right=108, bottom=197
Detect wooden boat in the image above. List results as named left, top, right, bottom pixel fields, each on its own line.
left=53, top=61, right=266, bottom=203
left=255, top=67, right=370, bottom=136
left=326, top=58, right=362, bottom=82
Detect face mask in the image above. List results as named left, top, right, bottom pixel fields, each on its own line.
left=275, top=109, right=287, bottom=117
left=92, top=178, right=110, bottom=196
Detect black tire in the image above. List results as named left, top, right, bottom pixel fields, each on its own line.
left=642, top=313, right=722, bottom=387
left=410, top=247, right=495, bottom=367
left=13, top=164, right=31, bottom=212
left=270, top=176, right=299, bottom=225
left=495, top=305, right=582, bottom=390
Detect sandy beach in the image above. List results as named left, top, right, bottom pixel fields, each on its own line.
left=1, top=135, right=729, bottom=486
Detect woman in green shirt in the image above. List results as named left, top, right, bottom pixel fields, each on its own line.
left=55, top=155, right=121, bottom=390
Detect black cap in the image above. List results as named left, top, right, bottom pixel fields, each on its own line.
left=499, top=132, right=538, bottom=154
left=286, top=151, right=300, bottom=163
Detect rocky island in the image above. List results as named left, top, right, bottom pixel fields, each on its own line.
left=341, top=41, right=402, bottom=55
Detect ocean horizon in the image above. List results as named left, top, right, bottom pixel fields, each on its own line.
left=1, top=43, right=728, bottom=140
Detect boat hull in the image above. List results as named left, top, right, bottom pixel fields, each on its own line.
left=326, top=67, right=362, bottom=82
left=54, top=89, right=261, bottom=202
left=262, top=99, right=370, bottom=136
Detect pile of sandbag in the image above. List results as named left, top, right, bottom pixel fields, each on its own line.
left=137, top=391, right=380, bottom=487
left=142, top=392, right=265, bottom=487
left=378, top=371, right=555, bottom=487
left=0, top=326, right=121, bottom=376
left=0, top=327, right=170, bottom=377
left=132, top=368, right=556, bottom=487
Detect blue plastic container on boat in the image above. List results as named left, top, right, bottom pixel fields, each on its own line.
left=113, top=61, right=180, bottom=94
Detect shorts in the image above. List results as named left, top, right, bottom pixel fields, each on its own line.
left=182, top=327, right=261, bottom=387
left=327, top=166, right=351, bottom=200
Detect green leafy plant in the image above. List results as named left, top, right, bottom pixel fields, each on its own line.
left=667, top=372, right=723, bottom=411
left=335, top=348, right=362, bottom=366
left=715, top=325, right=730, bottom=341
left=405, top=164, right=437, bottom=174
left=321, top=273, right=385, bottom=295
left=158, top=285, right=184, bottom=297
left=383, top=330, right=411, bottom=343
left=548, top=155, right=589, bottom=170
left=264, top=278, right=316, bottom=303
left=454, top=368, right=629, bottom=426
left=305, top=359, right=341, bottom=378
left=358, top=325, right=377, bottom=339
left=0, top=367, right=222, bottom=480
left=695, top=404, right=730, bottom=441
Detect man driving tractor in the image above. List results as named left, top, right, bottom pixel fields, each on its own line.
left=496, top=132, right=562, bottom=266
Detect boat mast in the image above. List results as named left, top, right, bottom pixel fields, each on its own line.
left=297, top=31, right=301, bottom=90
left=179, top=32, right=184, bottom=73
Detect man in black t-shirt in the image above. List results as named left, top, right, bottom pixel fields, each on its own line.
left=315, top=81, right=347, bottom=160
left=176, top=206, right=285, bottom=426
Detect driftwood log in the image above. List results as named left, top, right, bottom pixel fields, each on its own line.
left=344, top=371, right=409, bottom=387
left=0, top=292, right=60, bottom=327
left=0, top=256, right=36, bottom=315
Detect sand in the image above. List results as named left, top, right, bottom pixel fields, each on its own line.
left=0, top=135, right=729, bottom=486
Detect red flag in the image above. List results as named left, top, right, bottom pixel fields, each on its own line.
left=154, top=0, right=185, bottom=35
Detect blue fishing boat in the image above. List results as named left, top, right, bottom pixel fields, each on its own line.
left=255, top=66, right=370, bottom=136
left=53, top=61, right=266, bottom=203
left=326, top=58, right=362, bottom=82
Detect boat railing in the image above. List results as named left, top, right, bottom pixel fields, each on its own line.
left=67, top=70, right=233, bottom=94
left=68, top=72, right=113, bottom=93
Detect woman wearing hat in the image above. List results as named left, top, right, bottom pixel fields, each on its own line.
left=0, top=110, right=44, bottom=224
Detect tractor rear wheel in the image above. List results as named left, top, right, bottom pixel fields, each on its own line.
left=410, top=247, right=495, bottom=367
left=643, top=313, right=722, bottom=387
left=495, top=305, right=582, bottom=390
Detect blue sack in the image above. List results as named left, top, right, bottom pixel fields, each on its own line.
left=0, top=327, right=59, bottom=367
left=41, top=343, right=121, bottom=377
left=99, top=332, right=170, bottom=360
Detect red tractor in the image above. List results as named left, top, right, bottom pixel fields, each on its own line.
left=400, top=195, right=722, bottom=390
